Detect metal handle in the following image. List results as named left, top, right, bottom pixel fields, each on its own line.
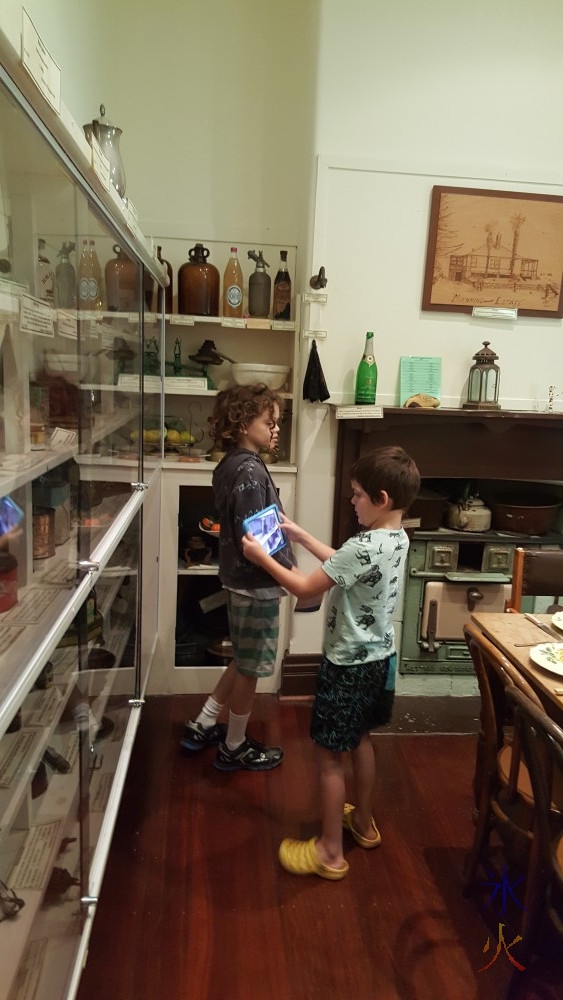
left=426, top=599, right=438, bottom=652
left=466, top=587, right=484, bottom=612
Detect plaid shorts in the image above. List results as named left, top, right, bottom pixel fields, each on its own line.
left=310, top=654, right=395, bottom=752
left=227, top=591, right=280, bottom=678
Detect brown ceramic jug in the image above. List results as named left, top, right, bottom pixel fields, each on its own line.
left=178, top=243, right=219, bottom=316
left=105, top=244, right=138, bottom=311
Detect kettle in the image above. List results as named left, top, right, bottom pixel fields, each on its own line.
left=446, top=495, right=492, bottom=532
left=84, top=104, right=126, bottom=198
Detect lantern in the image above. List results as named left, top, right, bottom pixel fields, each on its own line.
left=463, top=341, right=500, bottom=410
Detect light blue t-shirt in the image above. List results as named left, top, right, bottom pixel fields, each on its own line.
left=321, top=527, right=409, bottom=666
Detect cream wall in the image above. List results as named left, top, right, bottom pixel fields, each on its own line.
left=1, top=0, right=103, bottom=115
left=291, top=0, right=563, bottom=674
left=3, top=0, right=563, bottom=688
left=1, top=0, right=318, bottom=249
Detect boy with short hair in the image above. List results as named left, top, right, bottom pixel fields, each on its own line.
left=181, top=384, right=295, bottom=771
left=242, top=445, right=420, bottom=876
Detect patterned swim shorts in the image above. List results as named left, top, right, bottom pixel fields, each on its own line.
left=310, top=654, right=395, bottom=752
left=227, top=591, right=280, bottom=678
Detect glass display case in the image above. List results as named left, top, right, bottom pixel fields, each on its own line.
left=0, top=41, right=165, bottom=1000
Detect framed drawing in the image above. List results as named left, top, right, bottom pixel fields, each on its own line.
left=421, top=185, right=563, bottom=318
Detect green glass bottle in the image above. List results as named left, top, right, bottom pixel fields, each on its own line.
left=354, top=331, right=377, bottom=404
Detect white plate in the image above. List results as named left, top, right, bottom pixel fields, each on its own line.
left=551, top=611, right=563, bottom=631
left=198, top=522, right=220, bottom=538
left=529, top=642, right=563, bottom=676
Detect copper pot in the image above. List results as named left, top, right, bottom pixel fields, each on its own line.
left=490, top=497, right=561, bottom=535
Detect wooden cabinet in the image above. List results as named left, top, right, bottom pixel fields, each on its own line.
left=151, top=465, right=296, bottom=696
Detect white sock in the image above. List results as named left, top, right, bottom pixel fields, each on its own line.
left=196, top=696, right=223, bottom=730
left=226, top=710, right=250, bottom=751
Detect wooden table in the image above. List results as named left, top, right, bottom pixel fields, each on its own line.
left=470, top=611, right=563, bottom=715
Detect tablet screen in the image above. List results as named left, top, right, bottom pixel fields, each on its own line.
left=243, top=504, right=286, bottom=556
left=0, top=496, right=23, bottom=535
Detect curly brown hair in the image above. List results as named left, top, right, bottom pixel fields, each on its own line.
left=209, top=383, right=284, bottom=449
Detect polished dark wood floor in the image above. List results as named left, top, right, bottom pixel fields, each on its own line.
left=76, top=695, right=536, bottom=1000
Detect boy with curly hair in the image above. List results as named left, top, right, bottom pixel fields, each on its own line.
left=181, top=384, right=295, bottom=771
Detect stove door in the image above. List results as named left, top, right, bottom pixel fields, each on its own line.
left=421, top=580, right=511, bottom=641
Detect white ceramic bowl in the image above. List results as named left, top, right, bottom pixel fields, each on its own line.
left=231, top=363, right=290, bottom=390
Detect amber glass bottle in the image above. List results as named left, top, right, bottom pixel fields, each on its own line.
left=222, top=247, right=243, bottom=318
left=105, top=244, right=137, bottom=311
left=178, top=243, right=219, bottom=316
left=78, top=239, right=104, bottom=310
left=273, top=250, right=291, bottom=320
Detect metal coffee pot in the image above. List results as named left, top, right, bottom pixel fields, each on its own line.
left=446, top=495, right=492, bottom=532
left=84, top=104, right=126, bottom=198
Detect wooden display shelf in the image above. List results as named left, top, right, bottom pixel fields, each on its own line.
left=333, top=407, right=563, bottom=547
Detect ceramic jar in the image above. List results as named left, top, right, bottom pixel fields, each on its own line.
left=105, top=244, right=138, bottom=311
left=177, top=243, right=219, bottom=316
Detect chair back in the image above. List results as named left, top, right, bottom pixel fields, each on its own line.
left=464, top=621, right=543, bottom=709
left=462, top=622, right=544, bottom=892
left=506, top=687, right=563, bottom=954
left=507, top=546, right=563, bottom=612
left=463, top=622, right=542, bottom=805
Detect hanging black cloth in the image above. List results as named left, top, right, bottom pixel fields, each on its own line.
left=302, top=339, right=330, bottom=403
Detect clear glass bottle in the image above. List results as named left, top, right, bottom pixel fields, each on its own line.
left=273, top=249, right=291, bottom=320
left=35, top=239, right=54, bottom=304
left=354, top=331, right=377, bottom=404
left=222, top=246, right=243, bottom=318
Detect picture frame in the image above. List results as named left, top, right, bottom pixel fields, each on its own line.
left=421, top=185, right=563, bottom=318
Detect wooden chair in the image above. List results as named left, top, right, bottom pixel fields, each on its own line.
left=462, top=622, right=544, bottom=888
left=506, top=687, right=563, bottom=970
left=506, top=546, right=563, bottom=613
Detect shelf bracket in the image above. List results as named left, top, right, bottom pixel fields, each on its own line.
left=77, top=559, right=100, bottom=574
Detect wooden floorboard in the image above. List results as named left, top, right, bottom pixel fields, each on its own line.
left=75, top=695, right=533, bottom=1000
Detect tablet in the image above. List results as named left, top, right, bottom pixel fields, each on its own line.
left=0, top=496, right=23, bottom=535
left=243, top=503, right=286, bottom=557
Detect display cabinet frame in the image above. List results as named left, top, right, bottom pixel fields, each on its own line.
left=0, top=31, right=165, bottom=1000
